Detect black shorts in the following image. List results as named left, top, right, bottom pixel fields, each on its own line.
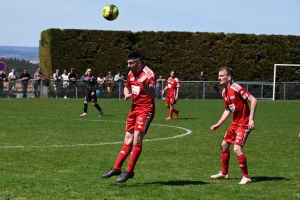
left=85, top=90, right=97, bottom=103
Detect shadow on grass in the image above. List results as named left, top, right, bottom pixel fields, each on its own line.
left=145, top=180, right=209, bottom=186
left=251, top=176, right=290, bottom=182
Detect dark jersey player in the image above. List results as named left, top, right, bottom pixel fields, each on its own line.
left=102, top=52, right=156, bottom=183
left=80, top=68, right=104, bottom=117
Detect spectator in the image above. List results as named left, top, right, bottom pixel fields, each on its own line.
left=68, top=68, right=78, bottom=98
left=61, top=69, right=69, bottom=99
left=0, top=70, right=7, bottom=96
left=53, top=69, right=62, bottom=98
left=162, top=70, right=180, bottom=120
left=197, top=71, right=207, bottom=99
left=79, top=68, right=104, bottom=117
left=19, top=69, right=31, bottom=98
left=114, top=71, right=125, bottom=98
left=8, top=69, right=18, bottom=96
left=156, top=75, right=165, bottom=99
left=102, top=52, right=156, bottom=183
left=114, top=71, right=124, bottom=82
left=97, top=72, right=106, bottom=98
left=33, top=68, right=44, bottom=98
left=105, top=71, right=114, bottom=98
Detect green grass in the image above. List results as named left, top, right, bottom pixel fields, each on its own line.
left=0, top=98, right=299, bottom=199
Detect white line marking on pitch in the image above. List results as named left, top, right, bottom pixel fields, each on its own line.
left=0, top=117, right=192, bottom=149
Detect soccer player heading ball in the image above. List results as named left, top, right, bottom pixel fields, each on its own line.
left=102, top=52, right=156, bottom=183
left=210, top=67, right=258, bottom=184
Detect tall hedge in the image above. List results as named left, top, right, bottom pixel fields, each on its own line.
left=39, top=29, right=300, bottom=82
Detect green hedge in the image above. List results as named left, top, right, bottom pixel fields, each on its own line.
left=39, top=29, right=300, bottom=81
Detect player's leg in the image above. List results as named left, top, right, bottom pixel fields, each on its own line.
left=115, top=130, right=134, bottom=170
left=80, top=92, right=89, bottom=117
left=172, top=99, right=179, bottom=119
left=116, top=110, right=154, bottom=183
left=211, top=140, right=231, bottom=179
left=211, top=126, right=237, bottom=179
left=233, top=127, right=251, bottom=184
left=165, top=97, right=173, bottom=120
left=91, top=94, right=104, bottom=117
left=80, top=101, right=88, bottom=117
left=102, top=111, right=135, bottom=179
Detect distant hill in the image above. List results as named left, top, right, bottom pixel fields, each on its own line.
left=0, top=46, right=39, bottom=62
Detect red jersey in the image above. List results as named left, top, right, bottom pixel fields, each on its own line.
left=125, top=66, right=156, bottom=109
left=222, top=83, right=251, bottom=126
left=166, top=77, right=180, bottom=98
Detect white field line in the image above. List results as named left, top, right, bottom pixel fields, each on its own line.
left=0, top=117, right=192, bottom=149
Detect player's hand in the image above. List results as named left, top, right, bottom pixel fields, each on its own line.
left=124, top=94, right=132, bottom=100
left=91, top=92, right=95, bottom=96
left=248, top=119, right=255, bottom=130
left=210, top=124, right=219, bottom=132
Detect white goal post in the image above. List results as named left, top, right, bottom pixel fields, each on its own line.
left=273, top=64, right=300, bottom=100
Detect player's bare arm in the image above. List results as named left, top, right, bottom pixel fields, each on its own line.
left=247, top=95, right=258, bottom=130
left=124, top=86, right=132, bottom=100
left=161, top=86, right=167, bottom=95
left=175, top=87, right=179, bottom=100
left=210, top=109, right=231, bottom=131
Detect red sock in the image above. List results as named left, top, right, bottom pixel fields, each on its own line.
left=221, top=151, right=230, bottom=175
left=237, top=154, right=249, bottom=177
left=113, top=144, right=132, bottom=170
left=127, top=144, right=142, bottom=173
left=169, top=108, right=174, bottom=118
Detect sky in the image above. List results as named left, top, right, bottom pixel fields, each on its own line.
left=1, top=0, right=300, bottom=47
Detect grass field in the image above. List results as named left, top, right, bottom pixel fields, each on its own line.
left=0, top=98, right=299, bottom=199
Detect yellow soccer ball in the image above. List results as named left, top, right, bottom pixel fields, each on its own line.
left=102, top=4, right=119, bottom=21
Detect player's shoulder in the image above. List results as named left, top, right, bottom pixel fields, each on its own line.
left=143, top=66, right=155, bottom=78
left=174, top=77, right=179, bottom=82
left=230, top=83, right=242, bottom=92
left=127, top=71, right=133, bottom=76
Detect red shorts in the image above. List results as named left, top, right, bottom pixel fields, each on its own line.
left=223, top=124, right=250, bottom=147
left=125, top=107, right=155, bottom=133
left=166, top=96, right=177, bottom=105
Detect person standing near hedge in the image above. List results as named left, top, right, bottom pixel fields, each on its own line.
left=20, top=69, right=31, bottom=98
left=105, top=71, right=114, bottom=98
left=33, top=68, right=44, bottom=98
left=8, top=68, right=18, bottom=96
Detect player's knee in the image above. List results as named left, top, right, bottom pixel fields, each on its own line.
left=84, top=101, right=87, bottom=104
left=233, top=146, right=243, bottom=155
left=220, top=141, right=229, bottom=151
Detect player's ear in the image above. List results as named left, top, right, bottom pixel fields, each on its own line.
left=228, top=75, right=232, bottom=81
